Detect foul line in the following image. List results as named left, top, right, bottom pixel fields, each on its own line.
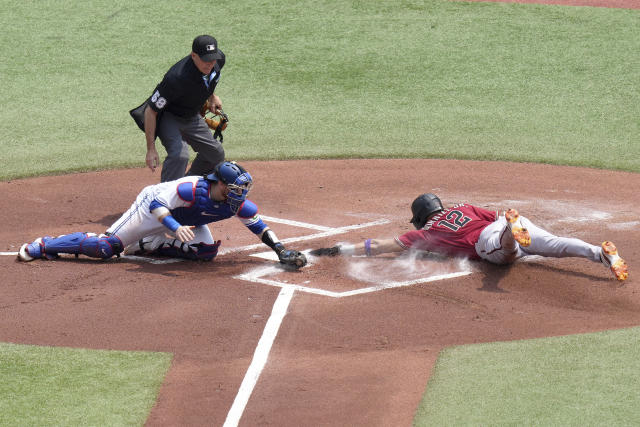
left=223, top=286, right=294, bottom=427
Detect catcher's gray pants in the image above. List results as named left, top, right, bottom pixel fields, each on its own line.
left=157, top=112, right=225, bottom=182
left=475, top=215, right=601, bottom=265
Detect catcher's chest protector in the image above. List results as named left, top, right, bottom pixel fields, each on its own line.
left=194, top=179, right=212, bottom=208
left=176, top=178, right=214, bottom=210
left=171, top=178, right=234, bottom=226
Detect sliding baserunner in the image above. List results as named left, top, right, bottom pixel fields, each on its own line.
left=311, top=193, right=628, bottom=281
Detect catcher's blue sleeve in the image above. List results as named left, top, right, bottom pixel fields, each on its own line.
left=237, top=200, right=268, bottom=235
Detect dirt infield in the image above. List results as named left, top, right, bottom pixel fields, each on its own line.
left=1, top=159, right=639, bottom=425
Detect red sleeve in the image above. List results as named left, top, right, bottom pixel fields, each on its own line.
left=396, top=230, right=428, bottom=250
left=395, top=204, right=497, bottom=259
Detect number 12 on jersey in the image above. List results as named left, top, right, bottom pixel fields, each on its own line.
left=438, top=210, right=471, bottom=231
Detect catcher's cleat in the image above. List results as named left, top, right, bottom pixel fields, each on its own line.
left=124, top=236, right=163, bottom=255
left=123, top=239, right=146, bottom=255
left=18, top=237, right=56, bottom=261
left=505, top=209, right=531, bottom=247
left=18, top=241, right=38, bottom=261
left=600, top=241, right=629, bottom=281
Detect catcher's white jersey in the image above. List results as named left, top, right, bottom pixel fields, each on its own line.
left=106, top=176, right=266, bottom=248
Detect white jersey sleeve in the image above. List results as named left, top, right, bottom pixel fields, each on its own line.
left=150, top=177, right=201, bottom=211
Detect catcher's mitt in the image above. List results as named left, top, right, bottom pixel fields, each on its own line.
left=278, top=249, right=308, bottom=269
left=309, top=246, right=341, bottom=257
left=200, top=103, right=229, bottom=142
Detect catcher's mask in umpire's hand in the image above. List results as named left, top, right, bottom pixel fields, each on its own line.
left=409, top=193, right=443, bottom=229
left=207, top=161, right=253, bottom=213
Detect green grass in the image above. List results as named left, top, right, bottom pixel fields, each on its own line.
left=0, top=342, right=172, bottom=425
left=1, top=0, right=639, bottom=179
left=414, top=327, right=640, bottom=426
left=2, top=1, right=640, bottom=425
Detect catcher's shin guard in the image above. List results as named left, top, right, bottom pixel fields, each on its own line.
left=41, top=232, right=124, bottom=259
left=154, top=239, right=221, bottom=261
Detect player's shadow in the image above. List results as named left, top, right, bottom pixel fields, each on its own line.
left=476, top=261, right=511, bottom=293
left=95, top=213, right=123, bottom=227
left=120, top=255, right=276, bottom=277
left=24, top=251, right=300, bottom=279
left=476, top=260, right=613, bottom=292
left=411, top=252, right=510, bottom=293
left=518, top=261, right=612, bottom=283
left=18, top=254, right=208, bottom=279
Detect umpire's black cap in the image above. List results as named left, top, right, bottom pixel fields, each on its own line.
left=192, top=35, right=223, bottom=62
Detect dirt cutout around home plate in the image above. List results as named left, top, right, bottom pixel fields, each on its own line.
left=1, top=158, right=639, bottom=426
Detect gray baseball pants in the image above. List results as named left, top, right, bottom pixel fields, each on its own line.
left=476, top=215, right=601, bottom=265
left=157, top=111, right=225, bottom=182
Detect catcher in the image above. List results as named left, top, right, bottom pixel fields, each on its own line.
left=18, top=161, right=307, bottom=269
left=311, top=193, right=628, bottom=282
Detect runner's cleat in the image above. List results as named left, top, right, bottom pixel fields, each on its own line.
left=505, top=208, right=531, bottom=247
left=600, top=241, right=629, bottom=281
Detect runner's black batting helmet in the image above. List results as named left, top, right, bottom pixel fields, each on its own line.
left=409, top=193, right=443, bottom=229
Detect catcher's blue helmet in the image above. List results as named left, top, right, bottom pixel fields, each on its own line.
left=206, top=161, right=253, bottom=213
left=409, top=193, right=443, bottom=229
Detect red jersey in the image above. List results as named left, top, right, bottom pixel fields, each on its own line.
left=396, top=203, right=498, bottom=260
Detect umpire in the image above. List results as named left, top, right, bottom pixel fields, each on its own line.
left=131, top=35, right=226, bottom=182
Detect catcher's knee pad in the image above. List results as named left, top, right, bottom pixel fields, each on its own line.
left=43, top=232, right=124, bottom=259
left=155, top=239, right=221, bottom=261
